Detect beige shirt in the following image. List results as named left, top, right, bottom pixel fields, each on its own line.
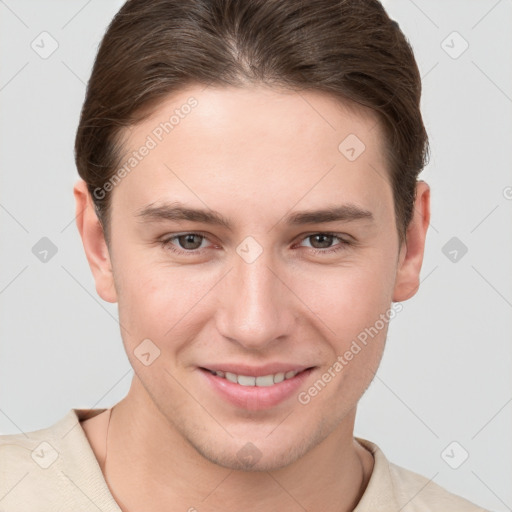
left=0, top=408, right=489, bottom=511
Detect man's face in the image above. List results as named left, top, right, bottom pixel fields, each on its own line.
left=91, top=85, right=409, bottom=470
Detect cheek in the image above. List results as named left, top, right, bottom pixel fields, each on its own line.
left=294, top=259, right=395, bottom=412
left=293, top=251, right=397, bottom=343
left=115, top=258, right=218, bottom=347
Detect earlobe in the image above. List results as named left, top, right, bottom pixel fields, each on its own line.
left=392, top=181, right=431, bottom=302
left=73, top=179, right=118, bottom=303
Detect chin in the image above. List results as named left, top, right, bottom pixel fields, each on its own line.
left=185, top=422, right=326, bottom=473
left=194, top=441, right=305, bottom=472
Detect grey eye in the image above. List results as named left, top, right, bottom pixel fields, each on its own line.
left=305, top=234, right=336, bottom=249
left=176, top=234, right=205, bottom=250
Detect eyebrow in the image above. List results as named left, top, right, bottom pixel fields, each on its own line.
left=135, top=202, right=374, bottom=229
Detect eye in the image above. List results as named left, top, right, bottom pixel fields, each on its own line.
left=298, top=232, right=352, bottom=255
left=159, top=231, right=353, bottom=258
left=160, top=233, right=211, bottom=254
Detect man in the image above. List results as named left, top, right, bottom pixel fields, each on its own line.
left=0, top=0, right=489, bottom=510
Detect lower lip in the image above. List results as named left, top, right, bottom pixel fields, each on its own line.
left=199, top=368, right=314, bottom=411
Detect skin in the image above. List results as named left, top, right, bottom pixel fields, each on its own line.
left=75, top=84, right=430, bottom=512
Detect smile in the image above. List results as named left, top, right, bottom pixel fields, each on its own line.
left=203, top=368, right=301, bottom=387
left=199, top=366, right=315, bottom=410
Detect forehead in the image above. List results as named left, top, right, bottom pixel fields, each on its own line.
left=110, top=84, right=392, bottom=224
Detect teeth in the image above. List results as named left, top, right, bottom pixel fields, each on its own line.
left=255, top=375, right=274, bottom=387
left=210, top=369, right=300, bottom=386
left=238, top=375, right=256, bottom=386
left=225, top=372, right=237, bottom=383
left=274, top=372, right=285, bottom=383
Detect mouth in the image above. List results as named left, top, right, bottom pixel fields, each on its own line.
left=198, top=365, right=316, bottom=410
left=200, top=367, right=314, bottom=387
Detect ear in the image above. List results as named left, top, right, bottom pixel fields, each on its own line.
left=392, top=181, right=431, bottom=302
left=73, top=179, right=118, bottom=303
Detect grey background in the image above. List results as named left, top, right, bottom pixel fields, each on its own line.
left=0, top=1, right=511, bottom=510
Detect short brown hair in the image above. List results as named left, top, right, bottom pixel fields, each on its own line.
left=75, top=0, right=429, bottom=246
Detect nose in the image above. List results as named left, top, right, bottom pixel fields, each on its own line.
left=215, top=246, right=296, bottom=352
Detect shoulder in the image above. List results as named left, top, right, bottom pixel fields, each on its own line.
left=0, top=412, right=71, bottom=473
left=388, top=461, right=489, bottom=512
left=0, top=408, right=116, bottom=511
left=0, top=413, right=72, bottom=509
left=355, top=437, right=490, bottom=512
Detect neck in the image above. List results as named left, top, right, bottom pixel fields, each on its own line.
left=102, top=378, right=373, bottom=512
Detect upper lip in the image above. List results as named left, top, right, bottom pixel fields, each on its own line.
left=200, top=363, right=314, bottom=377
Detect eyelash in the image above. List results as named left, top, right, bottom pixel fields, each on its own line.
left=159, top=232, right=353, bottom=257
